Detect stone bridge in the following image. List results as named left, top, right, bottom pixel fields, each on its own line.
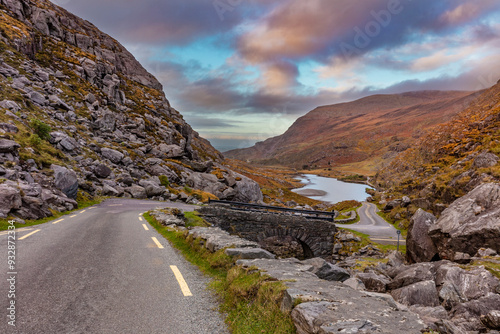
left=198, top=205, right=337, bottom=259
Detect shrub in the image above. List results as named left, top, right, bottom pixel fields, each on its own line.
left=30, top=119, right=51, bottom=140
left=29, top=134, right=42, bottom=148
left=159, top=175, right=170, bottom=187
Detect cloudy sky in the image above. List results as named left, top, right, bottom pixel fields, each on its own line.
left=57, top=0, right=500, bottom=151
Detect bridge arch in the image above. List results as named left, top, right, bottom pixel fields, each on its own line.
left=199, top=205, right=337, bottom=259
left=258, top=228, right=315, bottom=259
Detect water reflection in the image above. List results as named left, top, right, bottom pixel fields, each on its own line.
left=292, top=174, right=373, bottom=204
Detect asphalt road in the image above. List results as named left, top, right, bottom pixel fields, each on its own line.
left=336, top=202, right=405, bottom=244
left=0, top=199, right=228, bottom=334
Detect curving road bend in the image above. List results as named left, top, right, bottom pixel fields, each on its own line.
left=0, top=199, right=228, bottom=334
left=336, top=202, right=405, bottom=245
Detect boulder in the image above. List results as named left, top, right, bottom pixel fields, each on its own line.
left=0, top=139, right=20, bottom=153
left=356, top=272, right=390, bottom=293
left=127, top=185, right=146, bottom=199
left=158, top=144, right=184, bottom=158
left=0, top=184, right=22, bottom=218
left=224, top=248, right=276, bottom=259
left=473, top=151, right=499, bottom=169
left=302, top=257, right=350, bottom=282
left=102, top=184, right=120, bottom=197
left=481, top=310, right=500, bottom=330
left=387, top=250, right=405, bottom=267
left=435, top=262, right=500, bottom=303
left=28, top=91, right=46, bottom=105
left=406, top=209, right=439, bottom=263
left=51, top=165, right=78, bottom=200
left=342, top=277, right=366, bottom=291
left=429, top=183, right=500, bottom=260
left=232, top=173, right=263, bottom=203
left=101, top=148, right=124, bottom=164
left=391, top=280, right=440, bottom=307
left=94, top=164, right=111, bottom=179
left=145, top=184, right=165, bottom=197
left=409, top=305, right=449, bottom=330
left=451, top=294, right=500, bottom=332
left=0, top=122, right=19, bottom=133
left=388, top=263, right=435, bottom=290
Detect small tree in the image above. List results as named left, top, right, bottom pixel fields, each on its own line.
left=30, top=119, right=51, bottom=141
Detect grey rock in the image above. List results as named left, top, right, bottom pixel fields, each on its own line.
left=388, top=262, right=435, bottom=290
left=473, top=151, right=499, bottom=169
left=232, top=173, right=263, bottom=203
left=127, top=185, right=146, bottom=199
left=102, top=184, right=120, bottom=197
left=94, top=164, right=111, bottom=179
left=356, top=272, right=390, bottom=293
left=158, top=144, right=184, bottom=158
left=225, top=248, right=276, bottom=259
left=0, top=100, right=21, bottom=112
left=476, top=248, right=498, bottom=257
left=406, top=209, right=439, bottom=263
left=0, top=139, right=20, bottom=153
left=145, top=184, right=165, bottom=197
left=429, top=183, right=500, bottom=260
left=51, top=164, right=78, bottom=200
left=409, top=305, right=449, bottom=330
left=0, top=184, right=22, bottom=218
left=391, top=280, right=440, bottom=307
left=451, top=294, right=500, bottom=332
left=0, top=123, right=19, bottom=133
left=302, top=257, right=350, bottom=282
left=101, top=148, right=124, bottom=164
left=482, top=310, right=500, bottom=330
left=387, top=250, right=405, bottom=267
left=28, top=91, right=46, bottom=105
left=342, top=277, right=366, bottom=291
left=435, top=262, right=500, bottom=303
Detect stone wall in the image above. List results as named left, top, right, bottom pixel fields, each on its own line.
left=198, top=205, right=337, bottom=259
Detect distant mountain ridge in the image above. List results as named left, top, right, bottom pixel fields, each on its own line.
left=225, top=90, right=481, bottom=172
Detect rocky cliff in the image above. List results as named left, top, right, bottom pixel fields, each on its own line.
left=374, top=80, right=500, bottom=216
left=225, top=90, right=480, bottom=172
left=0, top=0, right=262, bottom=221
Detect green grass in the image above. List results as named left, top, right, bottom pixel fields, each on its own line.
left=0, top=196, right=104, bottom=231
left=183, top=211, right=210, bottom=228
left=144, top=212, right=296, bottom=334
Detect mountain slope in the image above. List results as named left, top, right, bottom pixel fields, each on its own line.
left=225, top=91, right=480, bottom=172
left=0, top=0, right=262, bottom=221
left=374, top=80, right=500, bottom=216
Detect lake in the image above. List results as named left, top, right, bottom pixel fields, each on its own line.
left=292, top=174, right=373, bottom=204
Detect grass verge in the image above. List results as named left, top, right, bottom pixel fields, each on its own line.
left=144, top=212, right=296, bottom=334
left=0, top=196, right=105, bottom=231
left=339, top=227, right=407, bottom=254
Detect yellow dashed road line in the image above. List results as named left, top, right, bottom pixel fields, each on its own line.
left=52, top=219, right=65, bottom=225
left=170, top=265, right=193, bottom=297
left=19, top=229, right=41, bottom=240
left=139, top=216, right=143, bottom=222
left=152, top=237, right=164, bottom=249
left=70, top=214, right=77, bottom=218
left=142, top=224, right=149, bottom=231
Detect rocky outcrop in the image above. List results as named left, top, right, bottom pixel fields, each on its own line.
left=429, top=183, right=500, bottom=261
left=406, top=209, right=439, bottom=263
left=0, top=0, right=262, bottom=220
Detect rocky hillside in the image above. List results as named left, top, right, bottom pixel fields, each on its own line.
left=0, top=0, right=262, bottom=221
left=225, top=91, right=480, bottom=172
left=374, top=80, right=500, bottom=218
